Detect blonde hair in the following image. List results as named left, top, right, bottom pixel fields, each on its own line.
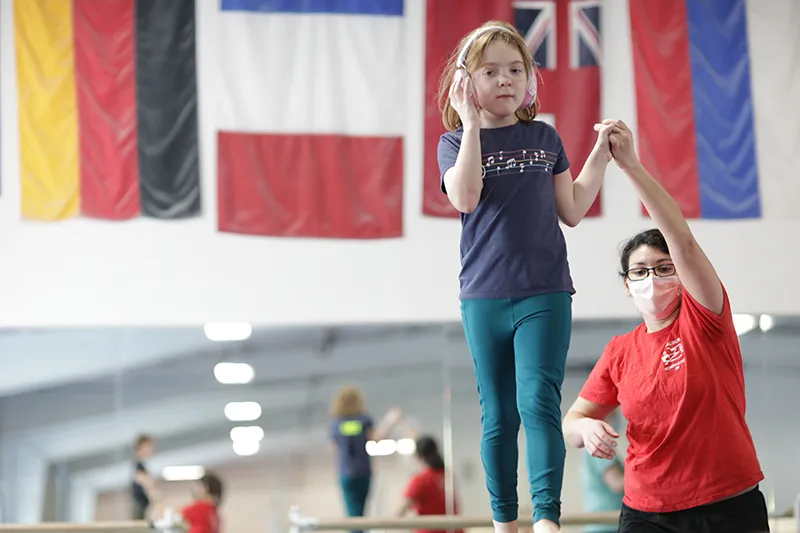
left=330, top=385, right=366, bottom=418
left=437, top=20, right=540, bottom=132
left=134, top=434, right=154, bottom=451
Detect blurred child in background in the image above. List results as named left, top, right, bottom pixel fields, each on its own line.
left=131, top=434, right=157, bottom=519
left=179, top=472, right=223, bottom=533
left=329, top=385, right=402, bottom=532
left=397, top=435, right=464, bottom=533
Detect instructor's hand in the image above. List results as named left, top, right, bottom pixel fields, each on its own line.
left=578, top=417, right=619, bottom=460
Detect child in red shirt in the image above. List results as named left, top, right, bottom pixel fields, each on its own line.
left=398, top=436, right=464, bottom=533
left=562, top=120, right=768, bottom=533
left=179, top=472, right=223, bottom=533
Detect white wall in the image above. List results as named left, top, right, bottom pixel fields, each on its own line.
left=94, top=449, right=606, bottom=533
left=0, top=0, right=797, bottom=328
left=94, top=450, right=799, bottom=533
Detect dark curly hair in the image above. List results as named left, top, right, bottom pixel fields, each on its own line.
left=619, top=229, right=670, bottom=278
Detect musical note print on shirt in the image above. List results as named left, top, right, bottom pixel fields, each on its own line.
left=480, top=148, right=558, bottom=178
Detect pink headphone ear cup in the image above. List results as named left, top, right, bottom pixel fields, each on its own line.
left=521, top=71, right=537, bottom=109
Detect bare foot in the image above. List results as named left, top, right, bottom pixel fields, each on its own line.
left=493, top=520, right=519, bottom=533
left=532, top=519, right=560, bottom=533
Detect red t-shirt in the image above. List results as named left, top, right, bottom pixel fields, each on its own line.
left=404, top=468, right=463, bottom=533
left=181, top=501, right=220, bottom=533
left=579, top=285, right=763, bottom=513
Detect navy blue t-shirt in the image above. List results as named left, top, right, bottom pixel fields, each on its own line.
left=331, top=414, right=373, bottom=478
left=438, top=120, right=575, bottom=300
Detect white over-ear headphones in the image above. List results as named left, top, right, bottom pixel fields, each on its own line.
left=455, top=25, right=537, bottom=109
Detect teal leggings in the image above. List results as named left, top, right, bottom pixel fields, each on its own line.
left=340, top=475, right=371, bottom=533
left=461, top=292, right=572, bottom=526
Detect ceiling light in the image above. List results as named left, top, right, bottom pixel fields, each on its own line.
left=230, top=426, right=264, bottom=443
left=214, top=362, right=254, bottom=384
left=366, top=439, right=397, bottom=457
left=732, top=314, right=757, bottom=337
left=759, top=314, right=774, bottom=332
left=162, top=466, right=205, bottom=481
left=204, top=322, right=252, bottom=342
left=224, top=401, right=262, bottom=421
left=396, top=438, right=416, bottom=455
left=232, top=440, right=260, bottom=456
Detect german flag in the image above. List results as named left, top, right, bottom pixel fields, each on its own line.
left=14, top=0, right=200, bottom=221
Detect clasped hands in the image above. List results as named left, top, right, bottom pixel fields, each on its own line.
left=592, top=118, right=640, bottom=171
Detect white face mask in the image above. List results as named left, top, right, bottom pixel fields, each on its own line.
left=628, top=275, right=682, bottom=320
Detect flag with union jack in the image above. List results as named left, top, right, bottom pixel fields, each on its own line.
left=422, top=0, right=603, bottom=218
left=515, top=0, right=603, bottom=215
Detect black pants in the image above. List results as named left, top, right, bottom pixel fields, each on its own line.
left=618, top=487, right=769, bottom=533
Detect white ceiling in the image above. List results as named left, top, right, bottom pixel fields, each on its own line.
left=2, top=318, right=797, bottom=398
left=0, top=327, right=211, bottom=396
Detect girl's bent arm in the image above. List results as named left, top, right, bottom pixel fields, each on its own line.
left=553, top=152, right=607, bottom=227
left=443, top=125, right=483, bottom=213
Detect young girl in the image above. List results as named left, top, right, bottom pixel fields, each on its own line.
left=178, top=472, right=223, bottom=533
left=436, top=21, right=616, bottom=533
left=328, top=385, right=401, bottom=533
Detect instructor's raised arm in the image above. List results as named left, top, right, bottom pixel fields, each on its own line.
left=603, top=119, right=723, bottom=314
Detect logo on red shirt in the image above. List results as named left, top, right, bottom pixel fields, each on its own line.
left=661, top=337, right=685, bottom=371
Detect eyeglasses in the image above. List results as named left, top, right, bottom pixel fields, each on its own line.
left=625, top=263, right=676, bottom=281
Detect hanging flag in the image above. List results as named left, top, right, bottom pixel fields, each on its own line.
left=630, top=0, right=800, bottom=219
left=215, top=0, right=404, bottom=239
left=421, top=1, right=514, bottom=218
left=422, top=0, right=603, bottom=219
left=14, top=0, right=201, bottom=221
left=516, top=0, right=602, bottom=219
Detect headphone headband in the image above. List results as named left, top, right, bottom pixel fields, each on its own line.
left=455, top=24, right=538, bottom=111
left=456, top=26, right=517, bottom=69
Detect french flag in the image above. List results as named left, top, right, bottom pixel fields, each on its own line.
left=214, top=0, right=405, bottom=238
left=630, top=0, right=800, bottom=220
